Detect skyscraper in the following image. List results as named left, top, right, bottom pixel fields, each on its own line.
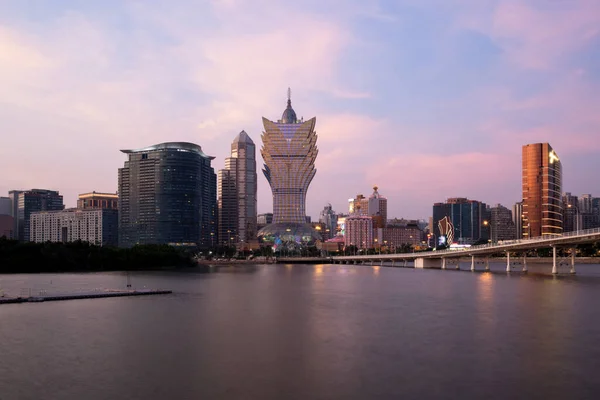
left=217, top=131, right=257, bottom=249
left=257, top=89, right=321, bottom=252
left=522, top=143, right=562, bottom=238
left=261, top=89, right=318, bottom=224
left=118, top=142, right=217, bottom=248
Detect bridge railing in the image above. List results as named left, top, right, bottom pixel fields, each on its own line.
left=333, top=227, right=600, bottom=259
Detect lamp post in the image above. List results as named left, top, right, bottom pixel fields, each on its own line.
left=568, top=203, right=580, bottom=232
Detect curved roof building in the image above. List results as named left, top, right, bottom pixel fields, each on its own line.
left=118, top=142, right=217, bottom=248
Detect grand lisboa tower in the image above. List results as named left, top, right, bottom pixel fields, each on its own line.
left=257, top=89, right=321, bottom=252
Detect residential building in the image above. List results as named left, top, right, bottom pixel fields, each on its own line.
left=376, top=226, right=422, bottom=250
left=118, top=142, right=217, bottom=248
left=344, top=215, right=373, bottom=250
left=30, top=208, right=118, bottom=246
left=77, top=192, right=118, bottom=210
left=217, top=131, right=258, bottom=249
left=522, top=143, right=562, bottom=238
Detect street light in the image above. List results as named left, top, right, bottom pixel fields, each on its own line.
left=568, top=204, right=580, bottom=232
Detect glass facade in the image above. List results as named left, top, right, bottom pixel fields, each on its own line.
left=257, top=223, right=321, bottom=253
left=16, top=189, right=64, bottom=241
left=260, top=92, right=318, bottom=224
left=217, top=131, right=257, bottom=248
left=432, top=198, right=489, bottom=244
left=118, top=142, right=217, bottom=248
left=522, top=143, right=562, bottom=238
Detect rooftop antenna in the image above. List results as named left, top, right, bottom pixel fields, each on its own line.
left=287, top=87, right=291, bottom=105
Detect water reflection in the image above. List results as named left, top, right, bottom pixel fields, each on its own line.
left=1, top=266, right=600, bottom=399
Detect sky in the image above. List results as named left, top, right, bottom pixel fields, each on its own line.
left=1, top=0, right=599, bottom=220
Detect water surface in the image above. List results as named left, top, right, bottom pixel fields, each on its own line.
left=1, top=263, right=600, bottom=399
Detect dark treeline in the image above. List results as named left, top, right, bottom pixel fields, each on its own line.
left=0, top=237, right=195, bottom=273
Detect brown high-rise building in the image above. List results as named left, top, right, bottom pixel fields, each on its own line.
left=522, top=143, right=563, bottom=238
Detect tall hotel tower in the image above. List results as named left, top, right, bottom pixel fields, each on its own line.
left=522, top=143, right=563, bottom=238
left=118, top=142, right=217, bottom=248
left=217, top=131, right=258, bottom=249
left=258, top=89, right=320, bottom=250
left=261, top=89, right=318, bottom=224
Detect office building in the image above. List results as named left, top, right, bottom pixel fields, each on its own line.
left=489, top=204, right=516, bottom=242
left=319, top=203, right=338, bottom=240
left=257, top=213, right=273, bottom=230
left=522, top=143, right=562, bottom=238
left=217, top=131, right=258, bottom=249
left=562, top=192, right=579, bottom=233
left=118, top=142, right=217, bottom=248
left=257, top=89, right=321, bottom=251
left=30, top=208, right=118, bottom=246
left=13, top=189, right=64, bottom=241
left=77, top=192, right=118, bottom=210
left=512, top=202, right=523, bottom=238
left=432, top=197, right=489, bottom=244
left=0, top=197, right=11, bottom=216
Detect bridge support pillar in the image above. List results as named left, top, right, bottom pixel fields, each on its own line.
left=570, top=248, right=576, bottom=274
left=484, top=257, right=490, bottom=271
left=506, top=251, right=511, bottom=272
left=522, top=255, right=527, bottom=273
left=471, top=255, right=475, bottom=272
left=442, top=258, right=446, bottom=270
left=403, top=259, right=407, bottom=268
left=391, top=259, right=395, bottom=267
left=456, top=259, right=460, bottom=270
left=552, top=246, right=558, bottom=274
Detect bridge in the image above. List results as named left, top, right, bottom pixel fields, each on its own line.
left=332, top=228, right=600, bottom=274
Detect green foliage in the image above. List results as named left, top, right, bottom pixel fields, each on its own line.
left=0, top=237, right=194, bottom=273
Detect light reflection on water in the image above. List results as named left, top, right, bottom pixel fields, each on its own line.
left=0, top=264, right=599, bottom=399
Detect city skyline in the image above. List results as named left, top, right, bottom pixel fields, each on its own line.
left=1, top=1, right=599, bottom=219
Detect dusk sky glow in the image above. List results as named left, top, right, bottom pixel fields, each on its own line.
left=1, top=0, right=599, bottom=219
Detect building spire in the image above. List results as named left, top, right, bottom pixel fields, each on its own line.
left=287, top=87, right=292, bottom=107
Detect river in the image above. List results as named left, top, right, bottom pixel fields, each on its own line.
left=1, top=263, right=600, bottom=399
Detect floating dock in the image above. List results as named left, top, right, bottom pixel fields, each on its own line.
left=0, top=289, right=172, bottom=304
